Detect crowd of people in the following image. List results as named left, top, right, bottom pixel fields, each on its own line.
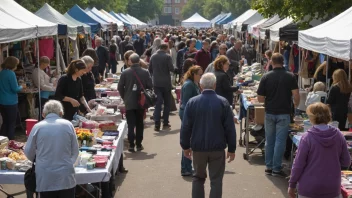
left=0, top=25, right=352, bottom=198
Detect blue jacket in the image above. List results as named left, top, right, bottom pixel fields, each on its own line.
left=179, top=79, right=200, bottom=120
left=195, top=40, right=202, bottom=50
left=180, top=90, right=237, bottom=153
left=0, top=69, right=22, bottom=105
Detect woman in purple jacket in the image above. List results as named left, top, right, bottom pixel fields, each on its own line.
left=288, top=102, right=351, bottom=198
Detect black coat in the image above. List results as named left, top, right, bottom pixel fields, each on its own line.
left=96, top=46, right=109, bottom=70
left=214, top=69, right=239, bottom=106
left=133, top=38, right=145, bottom=56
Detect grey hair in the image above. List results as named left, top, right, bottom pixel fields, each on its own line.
left=81, top=56, right=94, bottom=66
left=200, top=73, right=217, bottom=90
left=42, top=100, right=64, bottom=117
left=96, top=37, right=103, bottom=43
left=125, top=36, right=130, bottom=41
left=129, top=53, right=140, bottom=64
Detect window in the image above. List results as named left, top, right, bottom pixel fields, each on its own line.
left=175, top=8, right=180, bottom=15
left=164, top=7, right=172, bottom=13
left=175, top=0, right=180, bottom=3
left=164, top=0, right=171, bottom=3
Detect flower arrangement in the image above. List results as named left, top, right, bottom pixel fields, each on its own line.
left=75, top=128, right=93, bottom=142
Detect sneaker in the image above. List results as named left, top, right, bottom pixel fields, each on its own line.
left=272, top=170, right=288, bottom=178
left=154, top=126, right=160, bottom=131
left=181, top=171, right=192, bottom=177
left=128, top=146, right=135, bottom=152
left=136, top=145, right=144, bottom=151
left=163, top=124, right=171, bottom=129
left=265, top=169, right=272, bottom=175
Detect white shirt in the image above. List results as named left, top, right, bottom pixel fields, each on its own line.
left=31, top=68, right=55, bottom=91
left=24, top=113, right=79, bottom=192
left=305, top=91, right=328, bottom=106
left=170, top=48, right=177, bottom=68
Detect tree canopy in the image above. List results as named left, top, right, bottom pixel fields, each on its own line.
left=15, top=0, right=163, bottom=22
left=182, top=0, right=250, bottom=20
left=251, top=0, right=352, bottom=27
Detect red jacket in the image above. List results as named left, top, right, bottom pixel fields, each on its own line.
left=194, top=49, right=211, bottom=71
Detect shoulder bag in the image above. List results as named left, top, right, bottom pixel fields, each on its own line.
left=131, top=69, right=157, bottom=109
left=24, top=157, right=36, bottom=192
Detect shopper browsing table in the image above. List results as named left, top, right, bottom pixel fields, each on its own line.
left=180, top=73, right=236, bottom=198
left=0, top=56, right=24, bottom=140
left=32, top=56, right=56, bottom=121
left=257, top=53, right=300, bottom=177
left=179, top=66, right=203, bottom=177
left=55, top=60, right=91, bottom=121
left=288, top=103, right=350, bottom=198
left=24, top=100, right=79, bottom=198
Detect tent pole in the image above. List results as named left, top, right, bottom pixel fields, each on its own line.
left=349, top=60, right=351, bottom=82
left=298, top=47, right=301, bottom=89
left=326, top=55, right=329, bottom=91
left=55, top=35, right=60, bottom=74
left=66, top=37, right=69, bottom=64
left=36, top=37, right=41, bottom=120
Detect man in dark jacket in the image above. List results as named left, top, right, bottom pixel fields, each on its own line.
left=120, top=36, right=131, bottom=57
left=194, top=40, right=211, bottom=71
left=149, top=43, right=174, bottom=131
left=133, top=35, right=145, bottom=56
left=226, top=41, right=244, bottom=79
left=180, top=73, right=236, bottom=198
left=95, top=37, right=109, bottom=78
left=118, top=53, right=153, bottom=152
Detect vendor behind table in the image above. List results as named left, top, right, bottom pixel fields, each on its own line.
left=55, top=60, right=91, bottom=121
left=31, top=56, right=56, bottom=121
left=0, top=56, right=24, bottom=140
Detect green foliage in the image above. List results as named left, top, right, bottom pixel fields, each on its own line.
left=126, top=0, right=164, bottom=22
left=15, top=0, right=129, bottom=15
left=181, top=0, right=206, bottom=19
left=251, top=0, right=352, bottom=25
left=182, top=0, right=250, bottom=20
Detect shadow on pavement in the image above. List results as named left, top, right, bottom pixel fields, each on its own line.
left=153, top=129, right=180, bottom=136
left=224, top=170, right=236, bottom=175
left=113, top=172, right=127, bottom=195
left=124, top=151, right=157, bottom=160
left=266, top=175, right=290, bottom=198
left=182, top=176, right=193, bottom=182
left=246, top=153, right=265, bottom=166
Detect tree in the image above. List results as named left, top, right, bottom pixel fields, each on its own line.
left=15, top=0, right=128, bottom=14
left=224, top=0, right=251, bottom=18
left=126, top=0, right=163, bottom=22
left=251, top=0, right=352, bottom=27
left=202, top=0, right=225, bottom=19
left=181, top=0, right=206, bottom=19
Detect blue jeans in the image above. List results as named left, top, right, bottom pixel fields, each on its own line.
left=181, top=151, right=193, bottom=173
left=153, top=87, right=171, bottom=126
left=264, top=113, right=290, bottom=172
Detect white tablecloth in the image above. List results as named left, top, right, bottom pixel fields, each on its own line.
left=0, top=121, right=127, bottom=185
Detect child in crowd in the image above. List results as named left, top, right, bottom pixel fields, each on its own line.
left=305, top=82, right=327, bottom=106
left=288, top=102, right=350, bottom=198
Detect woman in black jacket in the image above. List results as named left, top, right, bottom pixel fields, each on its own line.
left=213, top=55, right=240, bottom=108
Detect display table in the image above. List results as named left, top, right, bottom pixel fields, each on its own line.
left=0, top=121, right=127, bottom=185
left=86, top=112, right=122, bottom=123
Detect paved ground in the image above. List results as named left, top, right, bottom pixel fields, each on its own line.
left=0, top=61, right=289, bottom=197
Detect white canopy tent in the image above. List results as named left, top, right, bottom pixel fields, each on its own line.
left=35, top=3, right=78, bottom=40
left=126, top=14, right=148, bottom=28
left=0, top=0, right=57, bottom=43
left=269, top=18, right=294, bottom=42
left=235, top=10, right=263, bottom=32
left=299, top=6, right=352, bottom=61
left=100, top=9, right=124, bottom=30
left=248, top=18, right=267, bottom=35
left=257, top=15, right=281, bottom=38
left=229, top=9, right=257, bottom=29
left=181, top=13, right=211, bottom=28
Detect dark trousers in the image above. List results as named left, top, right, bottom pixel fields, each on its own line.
left=192, top=151, right=225, bottom=198
left=0, top=104, right=18, bottom=140
left=92, top=66, right=100, bottom=84
left=126, top=109, right=144, bottom=147
left=109, top=59, right=117, bottom=74
left=154, top=87, right=171, bottom=126
left=38, top=98, right=49, bottom=121
left=40, top=187, right=75, bottom=198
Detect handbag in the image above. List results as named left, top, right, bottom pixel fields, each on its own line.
left=131, top=69, right=157, bottom=109
left=24, top=157, right=36, bottom=192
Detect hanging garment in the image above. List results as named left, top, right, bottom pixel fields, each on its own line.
left=39, top=38, right=54, bottom=59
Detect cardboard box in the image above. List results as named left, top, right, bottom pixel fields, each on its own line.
left=254, top=106, right=265, bottom=125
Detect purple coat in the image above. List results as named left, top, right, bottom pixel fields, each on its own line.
left=289, top=125, right=351, bottom=198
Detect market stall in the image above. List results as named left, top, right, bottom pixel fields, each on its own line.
left=181, top=13, right=211, bottom=29
left=0, top=120, right=127, bottom=196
